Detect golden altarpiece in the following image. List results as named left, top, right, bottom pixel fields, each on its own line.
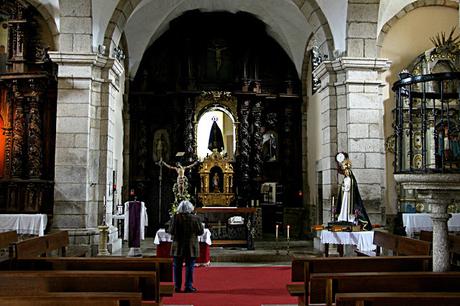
left=198, top=149, right=234, bottom=206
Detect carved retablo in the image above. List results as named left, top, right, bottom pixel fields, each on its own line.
left=198, top=149, right=234, bottom=206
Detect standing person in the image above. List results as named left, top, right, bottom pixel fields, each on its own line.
left=168, top=200, right=204, bottom=293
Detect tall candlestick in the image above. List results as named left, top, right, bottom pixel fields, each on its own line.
left=287, top=225, right=290, bottom=239
left=275, top=224, right=279, bottom=239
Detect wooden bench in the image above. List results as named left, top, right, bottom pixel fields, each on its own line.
left=0, top=292, right=142, bottom=306
left=43, top=230, right=87, bottom=257
left=10, top=236, right=47, bottom=259
left=0, top=230, right=18, bottom=266
left=355, top=231, right=397, bottom=256
left=0, top=230, right=18, bottom=249
left=11, top=256, right=174, bottom=301
left=396, top=235, right=431, bottom=255
left=0, top=270, right=159, bottom=304
left=311, top=271, right=460, bottom=306
left=335, top=291, right=460, bottom=306
left=355, top=231, right=431, bottom=257
left=288, top=256, right=432, bottom=306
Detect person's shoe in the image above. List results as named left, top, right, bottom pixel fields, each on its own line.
left=175, top=287, right=182, bottom=293
left=184, top=287, right=197, bottom=293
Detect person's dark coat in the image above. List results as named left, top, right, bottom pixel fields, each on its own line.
left=168, top=213, right=204, bottom=257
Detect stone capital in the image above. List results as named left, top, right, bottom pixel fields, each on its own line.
left=314, top=57, right=391, bottom=80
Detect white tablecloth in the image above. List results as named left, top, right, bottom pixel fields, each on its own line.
left=0, top=214, right=47, bottom=236
left=402, top=213, right=460, bottom=237
left=154, top=228, right=212, bottom=245
left=320, top=230, right=375, bottom=251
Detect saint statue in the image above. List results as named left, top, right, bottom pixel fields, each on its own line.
left=212, top=172, right=220, bottom=192
left=335, top=154, right=372, bottom=231
left=208, top=118, right=224, bottom=152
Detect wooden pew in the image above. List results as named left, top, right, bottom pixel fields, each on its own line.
left=355, top=231, right=397, bottom=256
left=311, top=271, right=460, bottom=306
left=0, top=292, right=142, bottom=306
left=396, top=235, right=431, bottom=255
left=355, top=231, right=431, bottom=257
left=0, top=230, right=18, bottom=249
left=288, top=256, right=431, bottom=306
left=335, top=292, right=460, bottom=306
left=10, top=236, right=47, bottom=259
left=12, top=256, right=174, bottom=301
left=0, top=270, right=158, bottom=304
left=43, top=230, right=87, bottom=257
left=0, top=231, right=18, bottom=266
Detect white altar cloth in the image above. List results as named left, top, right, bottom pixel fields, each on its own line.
left=402, top=213, right=460, bottom=237
left=154, top=228, right=212, bottom=245
left=320, top=230, right=375, bottom=251
left=0, top=214, right=47, bottom=236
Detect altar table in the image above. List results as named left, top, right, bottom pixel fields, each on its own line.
left=402, top=213, right=460, bottom=237
left=154, top=228, right=212, bottom=265
left=0, top=214, right=47, bottom=236
left=320, top=230, right=375, bottom=257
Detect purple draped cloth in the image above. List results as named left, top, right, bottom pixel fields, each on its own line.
left=128, top=201, right=142, bottom=247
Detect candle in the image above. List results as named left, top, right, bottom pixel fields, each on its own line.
left=251, top=200, right=254, bottom=207
left=275, top=224, right=279, bottom=239
left=256, top=200, right=259, bottom=207
left=287, top=225, right=290, bottom=239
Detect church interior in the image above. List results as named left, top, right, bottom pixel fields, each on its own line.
left=1, top=0, right=460, bottom=305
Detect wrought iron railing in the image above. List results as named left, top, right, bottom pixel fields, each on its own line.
left=392, top=72, right=460, bottom=173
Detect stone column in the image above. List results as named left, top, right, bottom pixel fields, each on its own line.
left=395, top=174, right=460, bottom=272
left=314, top=57, right=390, bottom=224
left=417, top=190, right=452, bottom=272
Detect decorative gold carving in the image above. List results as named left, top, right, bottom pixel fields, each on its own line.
left=195, top=91, right=237, bottom=120
left=198, top=149, right=234, bottom=206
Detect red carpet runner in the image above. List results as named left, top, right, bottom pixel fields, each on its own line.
left=163, top=266, right=296, bottom=306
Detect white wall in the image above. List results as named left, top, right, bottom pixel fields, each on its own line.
left=92, top=0, right=119, bottom=51
left=317, top=0, right=347, bottom=53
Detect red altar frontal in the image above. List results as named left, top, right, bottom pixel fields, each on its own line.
left=154, top=228, right=212, bottom=265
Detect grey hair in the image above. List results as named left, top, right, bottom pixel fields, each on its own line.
left=177, top=200, right=194, bottom=214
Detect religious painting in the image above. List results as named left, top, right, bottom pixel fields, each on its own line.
left=262, top=130, right=277, bottom=162
left=153, top=129, right=170, bottom=162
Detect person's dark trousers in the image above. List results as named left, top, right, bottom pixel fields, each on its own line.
left=173, top=256, right=196, bottom=290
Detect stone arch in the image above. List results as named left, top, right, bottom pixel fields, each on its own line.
left=296, top=0, right=335, bottom=60
left=376, top=0, right=459, bottom=57
left=24, top=0, right=59, bottom=50
left=103, top=0, right=142, bottom=59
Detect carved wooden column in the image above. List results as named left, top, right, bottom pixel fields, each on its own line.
left=11, top=86, right=25, bottom=178
left=27, top=92, right=43, bottom=178
left=184, top=96, right=195, bottom=162
left=2, top=83, right=14, bottom=178
left=238, top=99, right=251, bottom=205
left=251, top=99, right=263, bottom=190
